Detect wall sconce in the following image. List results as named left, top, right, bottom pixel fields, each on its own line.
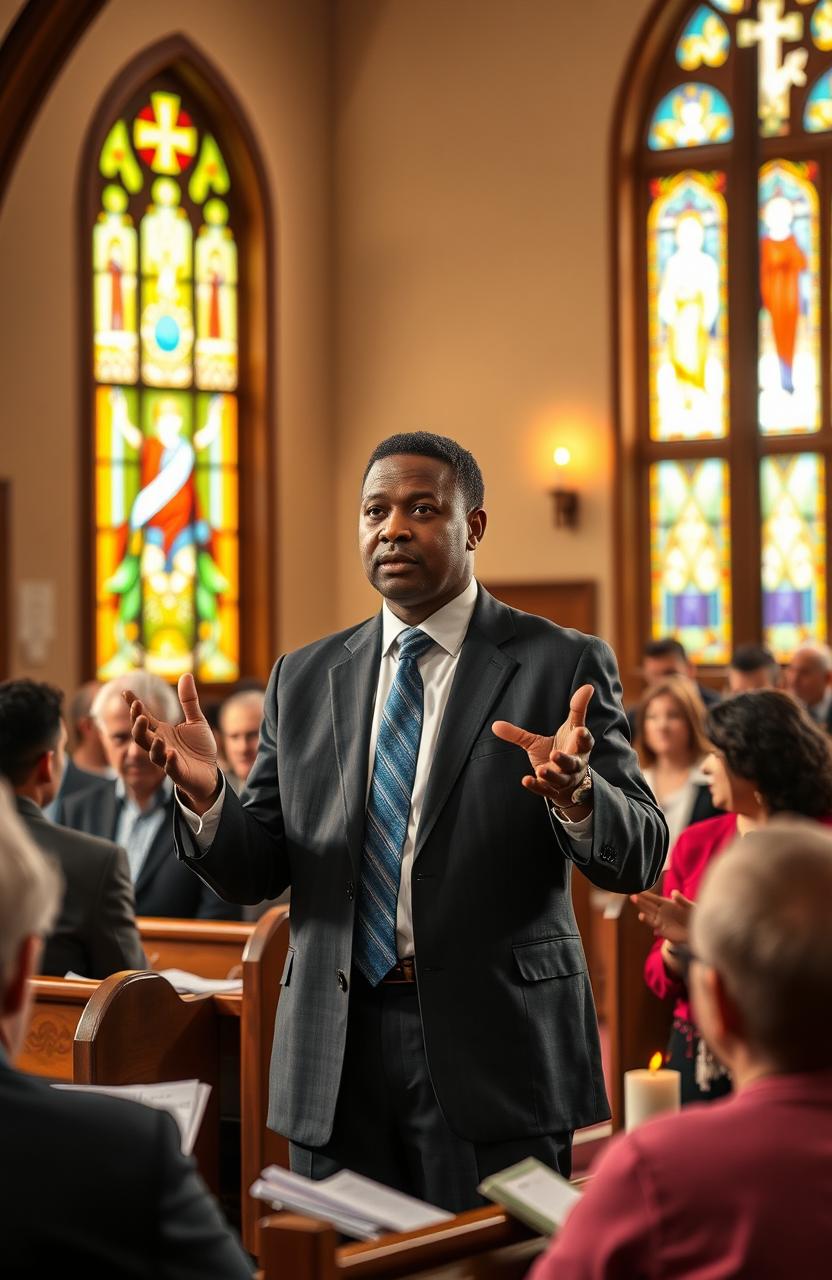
left=550, top=446, right=580, bottom=529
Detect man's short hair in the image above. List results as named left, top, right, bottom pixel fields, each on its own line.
left=219, top=688, right=265, bottom=731
left=362, top=432, right=485, bottom=511
left=0, top=680, right=63, bottom=786
left=729, top=643, right=778, bottom=675
left=0, top=781, right=62, bottom=992
left=91, top=672, right=181, bottom=726
left=643, top=637, right=688, bottom=662
left=693, top=820, right=832, bottom=1072
left=789, top=641, right=832, bottom=672
left=66, top=680, right=101, bottom=745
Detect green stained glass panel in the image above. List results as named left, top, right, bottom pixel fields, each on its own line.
left=761, top=454, right=826, bottom=660
left=648, top=171, right=728, bottom=441
left=650, top=459, right=731, bottom=664
left=758, top=161, right=820, bottom=435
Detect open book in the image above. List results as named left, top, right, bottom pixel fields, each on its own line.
left=53, top=1078, right=210, bottom=1156
left=478, top=1157, right=583, bottom=1236
left=250, top=1165, right=453, bottom=1241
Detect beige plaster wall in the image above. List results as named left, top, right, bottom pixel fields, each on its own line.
left=0, top=0, right=332, bottom=691
left=333, top=0, right=654, bottom=643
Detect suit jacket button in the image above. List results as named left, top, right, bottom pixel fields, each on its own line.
left=337, top=969, right=348, bottom=992
left=346, top=881, right=354, bottom=901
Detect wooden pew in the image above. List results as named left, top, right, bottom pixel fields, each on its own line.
left=139, top=915, right=254, bottom=978
left=16, top=975, right=100, bottom=1080
left=600, top=896, right=673, bottom=1128
left=73, top=969, right=223, bottom=1194
left=258, top=1208, right=547, bottom=1279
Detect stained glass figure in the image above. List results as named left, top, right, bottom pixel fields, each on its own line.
left=758, top=160, right=819, bottom=433
left=648, top=83, right=734, bottom=150
left=650, top=459, right=731, bottom=664
left=677, top=6, right=731, bottom=70
left=738, top=1, right=808, bottom=137
left=761, top=453, right=826, bottom=657
left=811, top=0, right=832, bottom=50
left=94, top=185, right=139, bottom=384
left=140, top=177, right=194, bottom=387
left=804, top=68, right=832, bottom=129
left=94, top=86, right=241, bottom=682
left=648, top=171, right=728, bottom=440
left=195, top=199, right=238, bottom=391
left=134, top=92, right=197, bottom=175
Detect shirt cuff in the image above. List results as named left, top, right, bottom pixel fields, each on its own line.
left=548, top=801, right=594, bottom=843
left=176, top=776, right=226, bottom=852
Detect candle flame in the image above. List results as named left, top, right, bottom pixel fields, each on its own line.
left=648, top=1052, right=663, bottom=1073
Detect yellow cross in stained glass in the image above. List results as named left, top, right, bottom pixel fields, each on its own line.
left=134, top=93, right=198, bottom=175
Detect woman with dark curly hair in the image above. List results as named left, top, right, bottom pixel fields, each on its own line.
left=633, top=689, right=832, bottom=1103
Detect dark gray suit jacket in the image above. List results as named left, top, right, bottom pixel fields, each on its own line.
left=176, top=588, right=667, bottom=1146
left=16, top=795, right=146, bottom=979
left=0, top=1048, right=252, bottom=1277
left=62, top=780, right=240, bottom=921
left=43, top=756, right=104, bottom=825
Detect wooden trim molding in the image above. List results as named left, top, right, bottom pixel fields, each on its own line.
left=0, top=0, right=107, bottom=217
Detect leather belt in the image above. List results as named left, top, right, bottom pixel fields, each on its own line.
left=380, top=957, right=416, bottom=984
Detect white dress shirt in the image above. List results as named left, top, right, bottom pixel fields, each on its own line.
left=180, top=577, right=591, bottom=957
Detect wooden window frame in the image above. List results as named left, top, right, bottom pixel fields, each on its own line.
left=78, top=35, right=276, bottom=693
left=613, top=0, right=832, bottom=696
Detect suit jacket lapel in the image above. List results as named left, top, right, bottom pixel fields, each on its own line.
left=415, top=588, right=518, bottom=859
left=329, top=615, right=382, bottom=878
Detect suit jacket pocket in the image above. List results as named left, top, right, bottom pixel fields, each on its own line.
left=280, top=946, right=294, bottom=987
left=469, top=735, right=520, bottom=760
left=512, top=935, right=586, bottom=981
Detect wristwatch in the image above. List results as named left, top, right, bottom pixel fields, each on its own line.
left=569, top=767, right=593, bottom=808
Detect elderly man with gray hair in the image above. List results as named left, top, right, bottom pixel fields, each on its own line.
left=531, top=820, right=832, bottom=1279
left=785, top=640, right=832, bottom=730
left=62, top=673, right=239, bottom=919
left=0, top=783, right=253, bottom=1275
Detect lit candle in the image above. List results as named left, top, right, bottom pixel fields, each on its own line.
left=624, top=1052, right=681, bottom=1132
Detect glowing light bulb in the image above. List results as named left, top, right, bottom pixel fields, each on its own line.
left=553, top=447, right=571, bottom=467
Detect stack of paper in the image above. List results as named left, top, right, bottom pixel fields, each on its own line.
left=478, top=1157, right=583, bottom=1236
left=54, top=1078, right=210, bottom=1156
left=157, top=968, right=243, bottom=994
left=250, top=1166, right=453, bottom=1241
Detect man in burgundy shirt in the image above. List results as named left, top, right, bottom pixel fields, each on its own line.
left=531, top=820, right=832, bottom=1280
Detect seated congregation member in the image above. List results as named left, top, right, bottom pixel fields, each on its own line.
left=785, top=640, right=832, bottom=730
left=0, top=784, right=252, bottom=1278
left=634, top=676, right=719, bottom=854
left=726, top=643, right=780, bottom=695
left=0, top=680, right=144, bottom=978
left=636, top=689, right=832, bottom=1103
left=66, top=679, right=112, bottom=775
left=220, top=687, right=265, bottom=795
left=626, top=638, right=719, bottom=741
left=62, top=673, right=240, bottom=921
left=532, top=821, right=832, bottom=1280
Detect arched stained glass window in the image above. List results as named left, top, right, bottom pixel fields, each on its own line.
left=84, top=45, right=272, bottom=687
left=618, top=0, right=832, bottom=673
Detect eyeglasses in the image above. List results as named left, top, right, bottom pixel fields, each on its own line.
left=667, top=942, right=703, bottom=983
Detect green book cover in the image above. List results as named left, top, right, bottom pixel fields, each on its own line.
left=478, top=1156, right=583, bottom=1237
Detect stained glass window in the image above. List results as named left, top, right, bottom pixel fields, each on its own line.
left=628, top=2, right=832, bottom=668
left=92, top=87, right=240, bottom=683
left=650, top=460, right=732, bottom=664
left=761, top=454, right=827, bottom=658
left=648, top=171, right=728, bottom=441
left=758, top=160, right=820, bottom=434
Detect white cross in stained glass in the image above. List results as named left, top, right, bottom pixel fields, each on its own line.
left=134, top=92, right=198, bottom=175
left=738, top=0, right=808, bottom=135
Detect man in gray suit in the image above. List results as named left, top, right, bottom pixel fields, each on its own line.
left=0, top=679, right=145, bottom=978
left=127, top=433, right=667, bottom=1211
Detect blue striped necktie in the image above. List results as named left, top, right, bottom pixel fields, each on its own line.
left=354, top=626, right=435, bottom=986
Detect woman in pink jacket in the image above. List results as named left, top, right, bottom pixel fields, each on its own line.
left=636, top=689, right=832, bottom=1102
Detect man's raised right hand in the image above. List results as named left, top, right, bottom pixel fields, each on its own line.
left=125, top=673, right=220, bottom=815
